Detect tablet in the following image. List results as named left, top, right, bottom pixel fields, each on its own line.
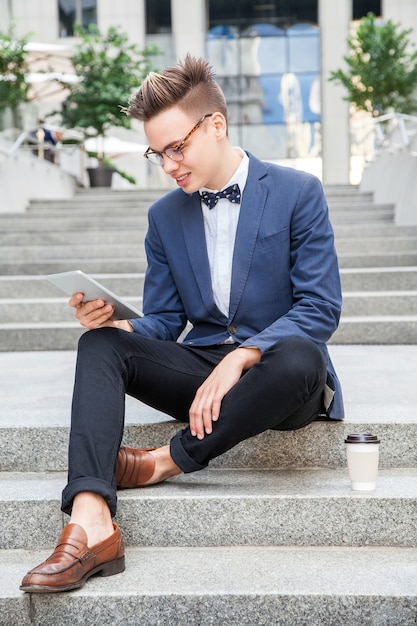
left=46, top=270, right=143, bottom=320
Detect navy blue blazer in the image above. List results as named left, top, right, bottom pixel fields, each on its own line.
left=131, top=153, right=344, bottom=419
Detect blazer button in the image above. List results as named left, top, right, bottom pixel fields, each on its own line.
left=228, top=325, right=238, bottom=334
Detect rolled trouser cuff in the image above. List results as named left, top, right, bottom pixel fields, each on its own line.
left=170, top=428, right=207, bottom=473
left=61, top=477, right=117, bottom=518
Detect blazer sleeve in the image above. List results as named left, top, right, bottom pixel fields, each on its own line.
left=129, top=207, right=188, bottom=340
left=240, top=174, right=342, bottom=353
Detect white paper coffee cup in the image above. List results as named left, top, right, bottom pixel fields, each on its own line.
left=345, top=433, right=380, bottom=491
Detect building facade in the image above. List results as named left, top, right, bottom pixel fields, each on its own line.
left=1, top=0, right=415, bottom=183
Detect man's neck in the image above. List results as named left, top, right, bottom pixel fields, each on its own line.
left=206, top=145, right=243, bottom=191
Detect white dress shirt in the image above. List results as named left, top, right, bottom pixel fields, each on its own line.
left=200, top=148, right=249, bottom=318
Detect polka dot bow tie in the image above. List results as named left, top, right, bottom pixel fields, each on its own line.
left=200, top=183, right=241, bottom=210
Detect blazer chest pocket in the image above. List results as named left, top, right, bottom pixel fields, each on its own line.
left=256, top=227, right=289, bottom=251
left=251, top=228, right=291, bottom=279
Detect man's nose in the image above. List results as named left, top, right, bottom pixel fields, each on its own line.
left=162, top=155, right=180, bottom=174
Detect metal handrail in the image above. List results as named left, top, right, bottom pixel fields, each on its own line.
left=0, top=128, right=87, bottom=185
left=351, top=112, right=417, bottom=156
left=0, top=126, right=84, bottom=158
left=0, top=131, right=27, bottom=156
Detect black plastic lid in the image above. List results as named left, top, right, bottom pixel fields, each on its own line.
left=345, top=433, right=380, bottom=444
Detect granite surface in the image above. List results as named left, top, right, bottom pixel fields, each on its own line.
left=2, top=546, right=417, bottom=625
left=1, top=468, right=417, bottom=550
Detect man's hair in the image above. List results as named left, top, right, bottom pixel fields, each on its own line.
left=127, top=54, right=228, bottom=123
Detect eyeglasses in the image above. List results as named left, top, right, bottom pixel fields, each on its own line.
left=144, top=113, right=213, bottom=166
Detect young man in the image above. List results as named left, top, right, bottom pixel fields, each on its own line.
left=21, top=55, right=343, bottom=593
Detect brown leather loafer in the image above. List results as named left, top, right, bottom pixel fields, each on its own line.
left=20, top=522, right=125, bottom=593
left=116, top=446, right=156, bottom=488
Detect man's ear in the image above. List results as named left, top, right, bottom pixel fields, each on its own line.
left=210, top=112, right=228, bottom=139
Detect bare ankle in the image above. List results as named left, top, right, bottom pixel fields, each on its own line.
left=147, top=446, right=181, bottom=485
left=70, top=492, right=114, bottom=546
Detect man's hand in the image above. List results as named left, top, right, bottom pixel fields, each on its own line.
left=69, top=292, right=133, bottom=332
left=189, top=347, right=261, bottom=440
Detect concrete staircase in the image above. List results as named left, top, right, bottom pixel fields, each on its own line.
left=1, top=186, right=417, bottom=625
left=0, top=187, right=416, bottom=350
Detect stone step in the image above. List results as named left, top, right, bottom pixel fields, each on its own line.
left=0, top=320, right=412, bottom=351
left=2, top=400, right=416, bottom=472
left=2, top=468, right=417, bottom=551
left=23, top=186, right=373, bottom=206
left=1, top=243, right=147, bottom=262
left=334, top=223, right=417, bottom=238
left=326, top=188, right=372, bottom=198
left=71, top=184, right=365, bottom=196
left=0, top=215, right=145, bottom=231
left=2, top=232, right=415, bottom=255
left=0, top=229, right=146, bottom=246
left=2, top=315, right=416, bottom=349
left=1, top=346, right=416, bottom=473
left=323, top=183, right=368, bottom=195
left=0, top=296, right=143, bottom=323
left=20, top=198, right=152, bottom=212
left=2, top=251, right=415, bottom=277
left=341, top=292, right=417, bottom=316
left=2, top=225, right=416, bottom=246
left=13, top=201, right=396, bottom=220
left=2, top=269, right=417, bottom=299
left=328, top=194, right=378, bottom=205
left=0, top=273, right=145, bottom=298
left=27, top=192, right=162, bottom=211
left=3, top=545, right=416, bottom=626
left=328, top=203, right=394, bottom=212
left=0, top=208, right=394, bottom=235
left=72, top=188, right=166, bottom=196
left=336, top=236, right=417, bottom=253
left=30, top=188, right=162, bottom=200
left=3, top=292, right=417, bottom=324
left=339, top=267, right=417, bottom=291
left=0, top=259, right=145, bottom=276
left=0, top=322, right=84, bottom=350
left=329, top=209, right=394, bottom=223
left=23, top=198, right=388, bottom=215
left=330, top=316, right=417, bottom=344
left=25, top=201, right=153, bottom=213
left=336, top=251, right=417, bottom=268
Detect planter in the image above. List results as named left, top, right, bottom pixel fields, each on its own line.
left=87, top=166, right=115, bottom=187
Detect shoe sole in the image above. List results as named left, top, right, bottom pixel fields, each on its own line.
left=19, top=555, right=125, bottom=593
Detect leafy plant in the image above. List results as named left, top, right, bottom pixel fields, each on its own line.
left=330, top=13, right=417, bottom=116
left=59, top=24, right=159, bottom=163
left=0, top=22, right=31, bottom=128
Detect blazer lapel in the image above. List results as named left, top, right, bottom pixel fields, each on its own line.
left=229, top=158, right=268, bottom=319
left=180, top=154, right=268, bottom=323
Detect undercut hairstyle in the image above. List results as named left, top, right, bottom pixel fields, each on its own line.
left=127, top=54, right=228, bottom=124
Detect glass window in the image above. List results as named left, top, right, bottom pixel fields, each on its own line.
left=58, top=0, right=97, bottom=38
left=353, top=0, right=381, bottom=20
left=209, top=0, right=318, bottom=32
left=208, top=0, right=381, bottom=30
left=207, top=0, right=381, bottom=160
left=207, top=4, right=321, bottom=160
left=146, top=0, right=172, bottom=34
left=287, top=24, right=320, bottom=73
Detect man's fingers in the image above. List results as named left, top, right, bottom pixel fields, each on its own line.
left=189, top=387, right=221, bottom=439
left=68, top=294, right=114, bottom=329
left=68, top=292, right=84, bottom=308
